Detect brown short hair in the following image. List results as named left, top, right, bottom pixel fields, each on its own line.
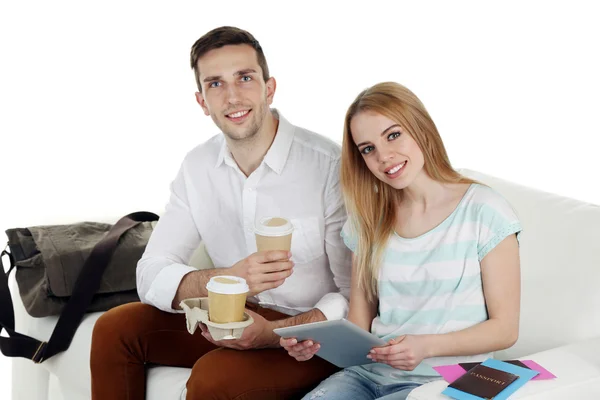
left=190, top=26, right=270, bottom=91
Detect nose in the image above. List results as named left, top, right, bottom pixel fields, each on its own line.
left=225, top=83, right=242, bottom=104
left=378, top=148, right=395, bottom=164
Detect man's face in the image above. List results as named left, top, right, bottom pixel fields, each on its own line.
left=195, top=44, right=275, bottom=142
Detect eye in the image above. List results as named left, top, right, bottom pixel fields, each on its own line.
left=360, top=146, right=374, bottom=155
left=388, top=131, right=401, bottom=140
left=241, top=75, right=252, bottom=82
left=209, top=81, right=222, bottom=88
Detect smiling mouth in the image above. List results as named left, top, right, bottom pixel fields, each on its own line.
left=226, top=109, right=251, bottom=119
left=385, top=161, right=407, bottom=175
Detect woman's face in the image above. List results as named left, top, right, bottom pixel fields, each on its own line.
left=350, top=110, right=425, bottom=190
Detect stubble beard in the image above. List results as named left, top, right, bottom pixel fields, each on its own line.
left=217, top=101, right=266, bottom=144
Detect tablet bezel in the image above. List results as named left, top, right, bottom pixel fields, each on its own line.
left=273, top=318, right=387, bottom=368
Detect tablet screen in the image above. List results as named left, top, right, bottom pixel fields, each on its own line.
left=274, top=319, right=387, bottom=368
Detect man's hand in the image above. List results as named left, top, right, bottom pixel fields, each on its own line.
left=280, top=337, right=320, bottom=361
left=367, top=335, right=429, bottom=371
left=200, top=309, right=280, bottom=350
left=229, top=251, right=294, bottom=296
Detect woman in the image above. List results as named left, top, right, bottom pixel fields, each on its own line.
left=281, top=82, right=522, bottom=400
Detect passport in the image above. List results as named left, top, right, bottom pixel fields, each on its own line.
left=442, top=358, right=540, bottom=400
left=448, top=364, right=518, bottom=399
left=459, top=360, right=530, bottom=372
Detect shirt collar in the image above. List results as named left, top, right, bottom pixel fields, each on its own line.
left=215, top=137, right=233, bottom=168
left=214, top=108, right=295, bottom=174
left=262, top=109, right=294, bottom=175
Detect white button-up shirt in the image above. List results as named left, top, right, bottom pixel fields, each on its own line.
left=137, top=110, right=352, bottom=320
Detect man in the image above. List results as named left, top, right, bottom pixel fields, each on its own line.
left=90, top=26, right=351, bottom=400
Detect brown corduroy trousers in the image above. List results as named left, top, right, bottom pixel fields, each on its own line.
left=90, top=301, right=338, bottom=400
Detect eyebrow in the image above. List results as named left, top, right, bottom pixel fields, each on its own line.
left=203, top=68, right=258, bottom=83
left=235, top=68, right=257, bottom=76
left=356, top=124, right=402, bottom=148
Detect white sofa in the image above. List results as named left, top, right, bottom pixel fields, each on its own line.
left=9, top=169, right=600, bottom=400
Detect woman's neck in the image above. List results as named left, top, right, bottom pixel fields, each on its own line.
left=400, top=172, right=449, bottom=210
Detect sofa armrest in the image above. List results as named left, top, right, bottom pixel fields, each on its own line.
left=408, top=337, right=600, bottom=399
left=9, top=241, right=212, bottom=400
left=11, top=271, right=103, bottom=400
left=10, top=274, right=51, bottom=400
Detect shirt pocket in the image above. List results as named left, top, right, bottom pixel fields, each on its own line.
left=290, top=217, right=324, bottom=264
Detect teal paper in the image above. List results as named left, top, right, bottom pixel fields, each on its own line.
left=442, top=358, right=539, bottom=399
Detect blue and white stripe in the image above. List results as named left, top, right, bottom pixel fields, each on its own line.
left=342, top=184, right=522, bottom=385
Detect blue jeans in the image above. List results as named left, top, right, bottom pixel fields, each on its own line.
left=301, top=369, right=421, bottom=400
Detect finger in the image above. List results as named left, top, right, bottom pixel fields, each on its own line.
left=301, top=343, right=320, bottom=356
left=255, top=250, right=292, bottom=263
left=370, top=352, right=412, bottom=362
left=205, top=334, right=244, bottom=350
left=295, top=353, right=316, bottom=362
left=291, top=342, right=320, bottom=354
left=289, top=343, right=306, bottom=353
left=253, top=261, right=294, bottom=274
left=201, top=331, right=218, bottom=346
left=370, top=344, right=406, bottom=355
left=290, top=340, right=315, bottom=352
left=280, top=337, right=298, bottom=348
left=243, top=308, right=258, bottom=317
left=224, top=343, right=246, bottom=351
left=371, top=335, right=406, bottom=352
left=251, top=279, right=287, bottom=294
left=258, top=269, right=294, bottom=283
left=221, top=343, right=245, bottom=350
left=370, top=344, right=408, bottom=355
left=388, top=335, right=406, bottom=345
left=289, top=343, right=320, bottom=359
left=246, top=265, right=293, bottom=288
left=385, top=361, right=415, bottom=371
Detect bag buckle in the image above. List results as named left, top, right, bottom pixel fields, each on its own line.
left=32, top=341, right=47, bottom=364
left=1, top=244, right=15, bottom=276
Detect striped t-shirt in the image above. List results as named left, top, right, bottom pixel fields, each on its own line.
left=341, top=183, right=521, bottom=385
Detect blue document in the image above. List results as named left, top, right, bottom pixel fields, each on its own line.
left=442, top=358, right=539, bottom=400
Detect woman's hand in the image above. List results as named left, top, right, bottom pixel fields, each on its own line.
left=280, top=337, right=321, bottom=361
left=368, top=335, right=429, bottom=371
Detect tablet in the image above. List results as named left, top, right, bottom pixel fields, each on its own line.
left=273, top=319, right=386, bottom=368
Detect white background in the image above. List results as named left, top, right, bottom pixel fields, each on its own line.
left=1, top=0, right=599, bottom=398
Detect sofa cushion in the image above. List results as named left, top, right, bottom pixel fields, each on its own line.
left=459, top=169, right=600, bottom=359
left=147, top=366, right=189, bottom=400
left=24, top=308, right=191, bottom=400
left=25, top=311, right=102, bottom=399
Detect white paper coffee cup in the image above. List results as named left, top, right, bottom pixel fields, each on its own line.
left=254, top=217, right=294, bottom=252
left=206, top=276, right=249, bottom=324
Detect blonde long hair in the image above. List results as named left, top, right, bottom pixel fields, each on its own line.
left=341, top=82, right=476, bottom=303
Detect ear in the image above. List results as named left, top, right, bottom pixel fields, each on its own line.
left=265, top=77, right=277, bottom=106
left=195, top=91, right=210, bottom=116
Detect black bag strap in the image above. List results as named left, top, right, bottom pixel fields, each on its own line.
left=0, top=211, right=159, bottom=363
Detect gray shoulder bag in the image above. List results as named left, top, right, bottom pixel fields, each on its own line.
left=0, top=211, right=158, bottom=363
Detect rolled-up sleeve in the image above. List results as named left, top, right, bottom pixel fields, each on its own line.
left=136, top=162, right=201, bottom=313
left=314, top=157, right=352, bottom=320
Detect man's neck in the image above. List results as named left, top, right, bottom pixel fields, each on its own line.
left=227, top=111, right=279, bottom=177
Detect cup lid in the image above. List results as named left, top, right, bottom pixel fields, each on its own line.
left=206, top=276, right=249, bottom=295
left=254, top=216, right=294, bottom=236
